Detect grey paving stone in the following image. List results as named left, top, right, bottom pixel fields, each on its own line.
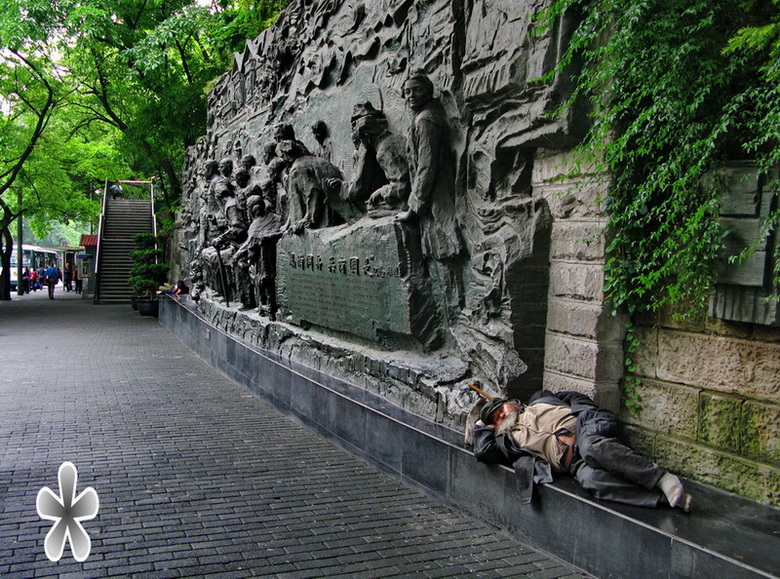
left=0, top=292, right=590, bottom=578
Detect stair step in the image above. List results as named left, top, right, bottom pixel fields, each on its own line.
left=96, top=199, right=156, bottom=302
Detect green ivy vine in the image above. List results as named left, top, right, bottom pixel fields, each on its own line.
left=534, top=0, right=780, bottom=412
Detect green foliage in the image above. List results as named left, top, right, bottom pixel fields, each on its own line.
left=132, top=232, right=157, bottom=250
left=129, top=247, right=164, bottom=264
left=209, top=0, right=290, bottom=54
left=536, top=0, right=780, bottom=410
left=128, top=274, right=163, bottom=297
left=622, top=320, right=642, bottom=414
left=128, top=233, right=168, bottom=297
left=539, top=0, right=780, bottom=316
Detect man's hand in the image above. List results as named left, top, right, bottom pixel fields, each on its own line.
left=293, top=219, right=310, bottom=235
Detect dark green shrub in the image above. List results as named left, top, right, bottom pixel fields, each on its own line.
left=128, top=235, right=169, bottom=298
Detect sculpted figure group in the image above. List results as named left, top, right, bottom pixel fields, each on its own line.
left=190, top=72, right=464, bottom=324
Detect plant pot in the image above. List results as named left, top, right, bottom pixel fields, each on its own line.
left=137, top=298, right=159, bottom=317
left=131, top=296, right=138, bottom=311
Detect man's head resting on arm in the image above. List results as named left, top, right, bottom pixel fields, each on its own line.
left=480, top=398, right=522, bottom=428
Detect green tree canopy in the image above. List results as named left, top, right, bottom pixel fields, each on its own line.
left=0, top=0, right=289, bottom=299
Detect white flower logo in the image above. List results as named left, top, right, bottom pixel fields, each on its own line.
left=36, top=462, right=100, bottom=562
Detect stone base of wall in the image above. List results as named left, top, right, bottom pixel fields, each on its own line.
left=191, top=291, right=476, bottom=427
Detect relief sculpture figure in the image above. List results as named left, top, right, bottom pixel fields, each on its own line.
left=233, top=167, right=251, bottom=224
left=277, top=139, right=360, bottom=234
left=197, top=160, right=220, bottom=253
left=234, top=191, right=283, bottom=319
left=260, top=141, right=287, bottom=216
left=396, top=72, right=465, bottom=318
left=311, top=120, right=333, bottom=162
left=200, top=159, right=248, bottom=303
left=332, top=103, right=410, bottom=217
left=396, top=72, right=463, bottom=260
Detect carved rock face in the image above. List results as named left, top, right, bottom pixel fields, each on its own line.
left=177, top=0, right=580, bottom=397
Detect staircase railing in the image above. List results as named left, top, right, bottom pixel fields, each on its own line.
left=93, top=179, right=109, bottom=301
left=150, top=179, right=157, bottom=238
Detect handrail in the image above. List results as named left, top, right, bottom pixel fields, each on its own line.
left=150, top=179, right=157, bottom=239
left=93, top=179, right=109, bottom=300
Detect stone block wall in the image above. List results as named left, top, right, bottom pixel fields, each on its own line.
left=531, top=150, right=780, bottom=505
left=533, top=150, right=625, bottom=411
left=623, top=312, right=780, bottom=505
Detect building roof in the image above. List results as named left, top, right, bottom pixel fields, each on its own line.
left=80, top=234, right=98, bottom=247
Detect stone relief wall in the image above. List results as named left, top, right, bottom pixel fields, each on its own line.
left=173, top=0, right=780, bottom=503
left=177, top=0, right=589, bottom=418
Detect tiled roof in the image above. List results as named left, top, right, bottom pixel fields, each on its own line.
left=80, top=234, right=98, bottom=247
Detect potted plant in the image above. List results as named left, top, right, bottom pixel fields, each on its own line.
left=128, top=232, right=170, bottom=317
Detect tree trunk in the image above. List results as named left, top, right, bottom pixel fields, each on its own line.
left=0, top=222, right=13, bottom=301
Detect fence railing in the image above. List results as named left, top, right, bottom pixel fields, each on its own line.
left=93, top=179, right=109, bottom=300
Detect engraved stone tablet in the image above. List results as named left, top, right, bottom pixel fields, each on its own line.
left=276, top=215, right=441, bottom=349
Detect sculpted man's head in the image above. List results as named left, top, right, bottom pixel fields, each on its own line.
left=234, top=168, right=250, bottom=188
left=276, top=139, right=307, bottom=163
left=203, top=160, right=219, bottom=180
left=403, top=71, right=434, bottom=112
left=351, top=102, right=388, bottom=141
left=311, top=120, right=328, bottom=145
left=241, top=154, right=256, bottom=170
left=218, top=158, right=233, bottom=177
left=261, top=142, right=277, bottom=165
left=246, top=194, right=267, bottom=217
left=273, top=122, right=296, bottom=142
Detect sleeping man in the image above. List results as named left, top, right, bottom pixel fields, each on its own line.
left=472, top=390, right=693, bottom=512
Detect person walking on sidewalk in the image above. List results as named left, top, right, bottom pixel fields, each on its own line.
left=63, top=263, right=73, bottom=292
left=44, top=263, right=59, bottom=299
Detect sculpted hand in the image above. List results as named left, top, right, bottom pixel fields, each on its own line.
left=395, top=209, right=415, bottom=223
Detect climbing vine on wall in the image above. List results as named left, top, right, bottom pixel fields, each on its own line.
left=535, top=0, right=780, bottom=411
left=539, top=0, right=780, bottom=315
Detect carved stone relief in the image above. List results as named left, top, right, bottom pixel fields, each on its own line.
left=176, top=0, right=581, bottom=413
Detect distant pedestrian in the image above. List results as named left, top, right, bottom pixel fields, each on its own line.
left=21, top=267, right=30, bottom=294
left=73, top=267, right=82, bottom=294
left=63, top=263, right=73, bottom=292
left=45, top=263, right=59, bottom=299
left=29, top=268, right=38, bottom=291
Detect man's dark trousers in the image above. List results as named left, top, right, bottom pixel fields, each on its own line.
left=570, top=408, right=665, bottom=507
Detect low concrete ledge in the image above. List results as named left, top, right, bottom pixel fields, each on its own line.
left=160, top=296, right=780, bottom=578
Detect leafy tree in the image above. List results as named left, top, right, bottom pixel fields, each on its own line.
left=57, top=0, right=289, bottom=210
left=0, top=0, right=65, bottom=299
left=0, top=0, right=289, bottom=300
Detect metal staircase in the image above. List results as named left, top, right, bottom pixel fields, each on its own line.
left=94, top=198, right=154, bottom=304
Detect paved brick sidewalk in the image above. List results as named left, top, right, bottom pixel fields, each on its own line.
left=0, top=290, right=589, bottom=578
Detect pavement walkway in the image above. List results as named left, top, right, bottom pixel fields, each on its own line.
left=0, top=287, right=589, bottom=578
